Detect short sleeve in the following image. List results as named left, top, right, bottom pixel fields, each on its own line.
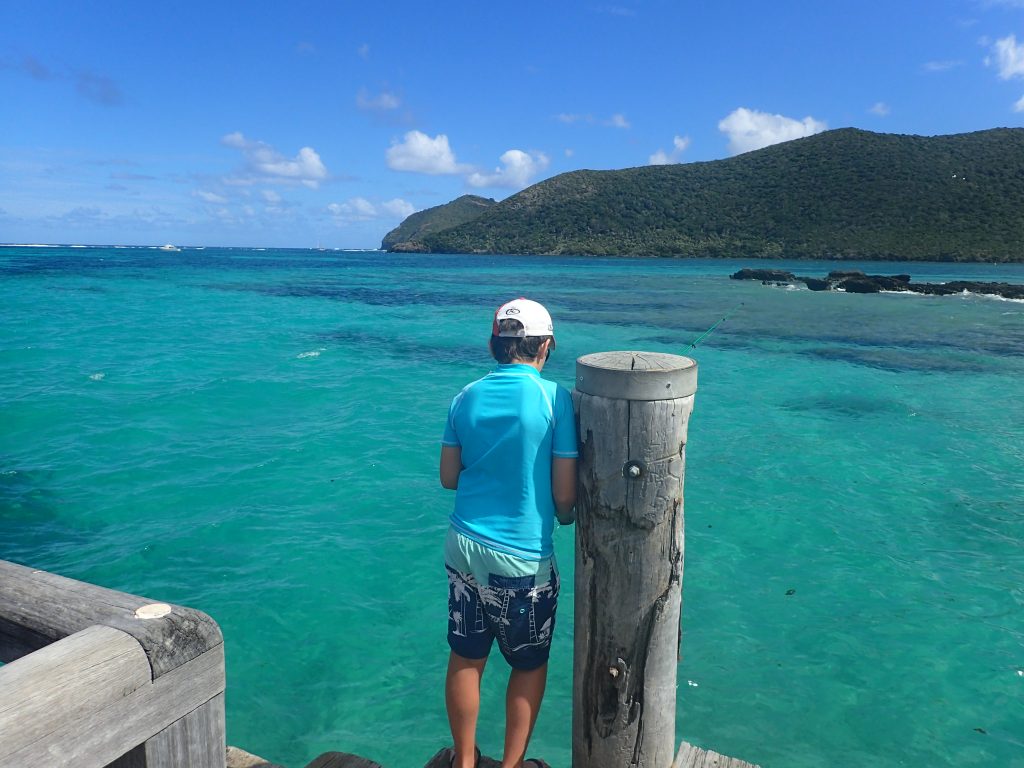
left=441, top=396, right=461, bottom=447
left=551, top=385, right=578, bottom=458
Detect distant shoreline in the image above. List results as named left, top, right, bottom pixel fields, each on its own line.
left=3, top=243, right=1023, bottom=267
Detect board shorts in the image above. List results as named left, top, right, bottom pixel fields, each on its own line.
left=445, top=530, right=559, bottom=670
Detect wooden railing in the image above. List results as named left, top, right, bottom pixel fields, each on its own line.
left=0, top=558, right=225, bottom=768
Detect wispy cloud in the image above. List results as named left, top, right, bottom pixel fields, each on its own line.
left=593, top=4, right=636, bottom=16
left=556, top=112, right=631, bottom=128
left=922, top=59, right=963, bottom=73
left=356, top=88, right=401, bottom=112
left=1015, top=94, right=1024, bottom=111
left=357, top=43, right=371, bottom=60
left=111, top=171, right=156, bottom=181
left=868, top=101, right=891, bottom=116
left=328, top=197, right=416, bottom=223
left=467, top=150, right=550, bottom=189
left=194, top=190, right=228, bottom=204
left=648, top=135, right=691, bottom=165
left=221, top=132, right=329, bottom=188
left=18, top=55, right=53, bottom=80
left=989, top=34, right=1024, bottom=78
left=718, top=107, right=827, bottom=155
left=75, top=72, right=123, bottom=105
left=386, top=131, right=466, bottom=174
left=2, top=55, right=123, bottom=105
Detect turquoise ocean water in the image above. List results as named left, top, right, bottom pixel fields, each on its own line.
left=2, top=246, right=1022, bottom=767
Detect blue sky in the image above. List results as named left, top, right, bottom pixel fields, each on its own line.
left=2, top=0, right=1024, bottom=248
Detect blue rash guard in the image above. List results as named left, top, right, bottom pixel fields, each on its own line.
left=442, top=363, right=578, bottom=560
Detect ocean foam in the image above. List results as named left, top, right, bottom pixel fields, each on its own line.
left=296, top=348, right=325, bottom=359
left=88, top=372, right=105, bottom=381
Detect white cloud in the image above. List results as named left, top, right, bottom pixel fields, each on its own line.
left=357, top=43, right=370, bottom=60
left=607, top=113, right=631, bottom=129
left=718, top=107, right=827, bottom=155
left=869, top=102, right=891, bottom=116
left=648, top=135, right=691, bottom=165
left=381, top=198, right=416, bottom=219
left=467, top=149, right=549, bottom=189
left=991, top=35, right=1024, bottom=79
left=261, top=190, right=282, bottom=204
left=556, top=113, right=587, bottom=124
left=564, top=148, right=574, bottom=157
left=356, top=89, right=400, bottom=112
left=386, top=130, right=464, bottom=174
left=1014, top=95, right=1024, bottom=112
left=923, top=59, right=963, bottom=73
left=221, top=132, right=329, bottom=188
left=195, top=190, right=228, bottom=204
left=221, top=132, right=247, bottom=149
left=328, top=197, right=416, bottom=223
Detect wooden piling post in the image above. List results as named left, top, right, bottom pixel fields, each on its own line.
left=572, top=351, right=697, bottom=768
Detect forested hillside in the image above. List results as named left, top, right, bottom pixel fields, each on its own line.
left=381, top=195, right=495, bottom=251
left=411, top=128, right=1024, bottom=262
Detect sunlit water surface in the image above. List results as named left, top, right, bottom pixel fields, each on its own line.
left=2, top=247, right=1022, bottom=767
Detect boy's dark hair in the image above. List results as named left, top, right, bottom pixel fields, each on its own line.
left=490, top=318, right=554, bottom=364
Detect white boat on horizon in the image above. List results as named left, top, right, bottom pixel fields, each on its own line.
left=159, top=244, right=181, bottom=251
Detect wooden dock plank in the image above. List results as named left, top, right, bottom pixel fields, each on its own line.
left=3, top=639, right=224, bottom=768
left=0, top=625, right=151, bottom=763
left=673, top=740, right=761, bottom=768
left=137, top=693, right=226, bottom=768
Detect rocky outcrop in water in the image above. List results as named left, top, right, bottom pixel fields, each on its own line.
left=730, top=269, right=1024, bottom=300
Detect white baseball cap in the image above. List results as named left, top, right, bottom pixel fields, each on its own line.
left=492, top=298, right=554, bottom=337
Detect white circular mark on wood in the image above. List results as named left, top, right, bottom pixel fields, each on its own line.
left=134, top=603, right=172, bottom=619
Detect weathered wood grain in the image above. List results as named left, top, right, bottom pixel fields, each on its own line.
left=2, top=635, right=225, bottom=768
left=572, top=351, right=697, bottom=768
left=672, top=740, right=761, bottom=768
left=136, top=693, right=226, bottom=768
left=0, top=558, right=222, bottom=677
left=0, top=624, right=151, bottom=760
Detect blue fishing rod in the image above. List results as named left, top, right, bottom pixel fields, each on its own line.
left=685, top=302, right=743, bottom=351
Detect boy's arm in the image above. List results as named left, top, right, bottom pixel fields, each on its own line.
left=440, top=445, right=463, bottom=490
left=552, top=456, right=577, bottom=524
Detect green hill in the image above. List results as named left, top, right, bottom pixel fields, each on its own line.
left=418, top=128, right=1024, bottom=262
left=381, top=194, right=496, bottom=251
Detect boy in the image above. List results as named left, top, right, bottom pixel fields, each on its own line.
left=440, top=298, right=578, bottom=768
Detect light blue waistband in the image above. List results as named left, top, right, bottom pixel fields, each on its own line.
left=445, top=528, right=556, bottom=585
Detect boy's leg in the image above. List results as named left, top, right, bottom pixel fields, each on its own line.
left=501, top=663, right=548, bottom=768
left=446, top=651, right=488, bottom=768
